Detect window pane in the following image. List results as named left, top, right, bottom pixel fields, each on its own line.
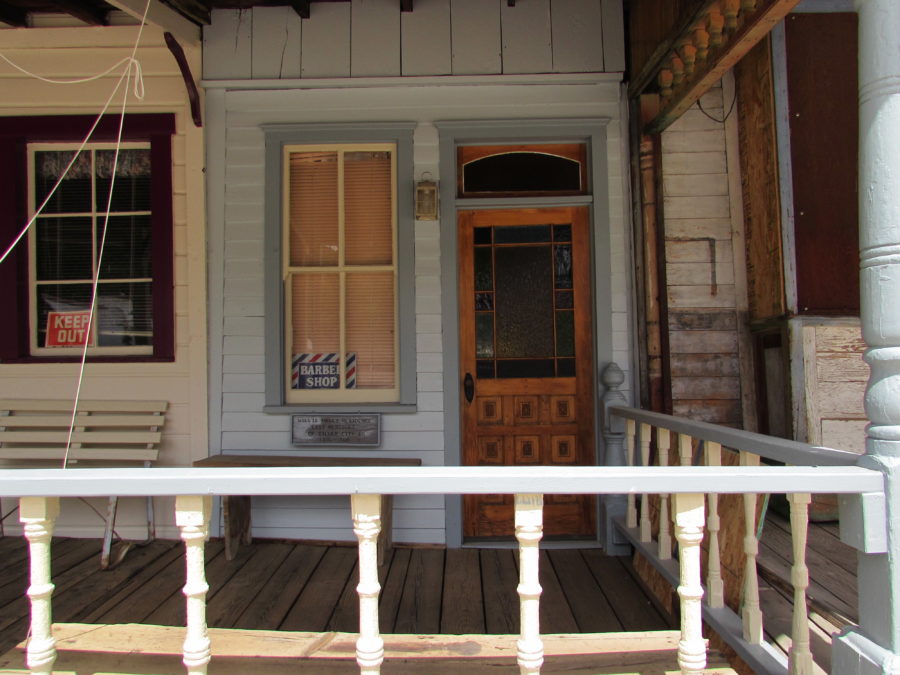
left=97, top=282, right=153, bottom=346
left=344, top=151, right=393, bottom=266
left=34, top=150, right=92, bottom=214
left=462, top=153, right=581, bottom=193
left=95, top=149, right=151, bottom=211
left=97, top=215, right=152, bottom=279
left=35, top=217, right=93, bottom=281
left=290, top=273, right=339, bottom=363
left=35, top=283, right=92, bottom=347
left=289, top=151, right=338, bottom=267
left=346, top=272, right=395, bottom=389
left=494, top=225, right=551, bottom=244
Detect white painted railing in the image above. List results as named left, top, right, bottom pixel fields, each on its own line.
left=606, top=404, right=877, bottom=675
left=0, top=456, right=882, bottom=675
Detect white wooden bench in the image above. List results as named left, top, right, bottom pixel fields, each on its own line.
left=193, top=454, right=422, bottom=565
left=0, top=398, right=168, bottom=568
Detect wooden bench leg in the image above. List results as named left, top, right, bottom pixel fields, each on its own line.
left=101, top=496, right=118, bottom=569
left=223, top=495, right=252, bottom=561
left=378, top=495, right=393, bottom=567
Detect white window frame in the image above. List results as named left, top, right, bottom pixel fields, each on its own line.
left=282, top=142, right=400, bottom=404
left=27, top=141, right=154, bottom=358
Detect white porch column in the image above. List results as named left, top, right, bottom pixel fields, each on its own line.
left=20, top=497, right=59, bottom=675
left=833, top=1, right=900, bottom=671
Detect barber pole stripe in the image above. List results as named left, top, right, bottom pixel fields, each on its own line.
left=345, top=352, right=357, bottom=389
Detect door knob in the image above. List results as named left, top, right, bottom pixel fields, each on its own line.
left=464, top=373, right=475, bottom=403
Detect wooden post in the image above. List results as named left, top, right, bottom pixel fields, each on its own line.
left=352, top=494, right=384, bottom=675
left=176, top=495, right=212, bottom=675
left=639, top=423, right=652, bottom=542
left=787, top=492, right=813, bottom=674
left=626, top=418, right=638, bottom=529
left=740, top=452, right=763, bottom=643
left=20, top=497, right=60, bottom=675
left=673, top=492, right=707, bottom=674
left=657, top=428, right=672, bottom=560
left=601, top=362, right=630, bottom=554
left=705, top=441, right=725, bottom=608
left=515, top=493, right=544, bottom=675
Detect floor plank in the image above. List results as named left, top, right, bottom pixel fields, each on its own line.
left=440, top=548, right=485, bottom=634
left=280, top=545, right=357, bottom=631
left=378, top=545, right=411, bottom=632
left=538, top=549, right=579, bottom=633
left=479, top=548, right=519, bottom=634
left=549, top=549, right=622, bottom=633
left=394, top=548, right=444, bottom=634
left=581, top=549, right=672, bottom=631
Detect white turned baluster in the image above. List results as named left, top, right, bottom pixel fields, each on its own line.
left=639, top=423, right=652, bottom=542
left=678, top=434, right=693, bottom=466
left=176, top=495, right=212, bottom=675
left=20, top=497, right=60, bottom=675
left=657, top=429, right=672, bottom=560
left=740, top=452, right=763, bottom=643
left=705, top=441, right=725, bottom=608
left=626, top=419, right=638, bottom=529
left=673, top=493, right=707, bottom=675
left=516, top=493, right=544, bottom=675
left=352, top=494, right=385, bottom=675
left=788, top=493, right=814, bottom=674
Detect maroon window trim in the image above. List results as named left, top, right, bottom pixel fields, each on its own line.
left=0, top=113, right=175, bottom=363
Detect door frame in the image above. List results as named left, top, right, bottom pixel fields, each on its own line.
left=435, top=119, right=615, bottom=547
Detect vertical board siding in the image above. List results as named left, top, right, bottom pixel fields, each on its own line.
left=450, top=0, right=502, bottom=75
left=401, top=0, right=452, bottom=76
left=501, top=0, right=553, bottom=74
left=351, top=0, right=401, bottom=77
left=301, top=2, right=351, bottom=78
left=551, top=0, right=604, bottom=73
left=251, top=6, right=302, bottom=79
left=663, top=86, right=743, bottom=426
left=205, top=2, right=625, bottom=81
left=0, top=26, right=207, bottom=539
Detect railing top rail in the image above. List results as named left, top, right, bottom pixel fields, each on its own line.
left=0, top=465, right=882, bottom=498
left=608, top=405, right=862, bottom=467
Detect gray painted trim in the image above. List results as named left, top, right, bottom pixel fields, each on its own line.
left=793, top=0, right=855, bottom=11
left=615, top=520, right=789, bottom=674
left=0, top=465, right=882, bottom=497
left=608, top=405, right=862, bottom=466
left=200, top=73, right=623, bottom=90
left=261, top=122, right=417, bottom=411
left=435, top=117, right=629, bottom=547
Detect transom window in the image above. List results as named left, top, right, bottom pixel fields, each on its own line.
left=28, top=143, right=154, bottom=356
left=283, top=143, right=399, bottom=403
left=458, top=143, right=588, bottom=197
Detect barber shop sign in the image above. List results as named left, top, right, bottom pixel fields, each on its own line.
left=292, top=353, right=357, bottom=390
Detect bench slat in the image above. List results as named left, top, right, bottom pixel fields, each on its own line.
left=0, top=430, right=161, bottom=445
left=0, top=414, right=166, bottom=429
left=0, top=447, right=159, bottom=462
left=0, top=399, right=168, bottom=414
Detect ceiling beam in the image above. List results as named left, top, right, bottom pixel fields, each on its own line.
left=162, top=0, right=210, bottom=25
left=290, top=0, right=310, bottom=19
left=0, top=2, right=27, bottom=27
left=105, top=0, right=201, bottom=44
left=53, top=0, right=109, bottom=25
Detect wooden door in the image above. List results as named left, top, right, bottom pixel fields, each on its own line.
left=459, top=207, right=595, bottom=538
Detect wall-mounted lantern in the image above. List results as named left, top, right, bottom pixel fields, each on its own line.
left=415, top=173, right=438, bottom=220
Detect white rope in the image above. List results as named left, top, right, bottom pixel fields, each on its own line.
left=64, top=0, right=154, bottom=469
left=0, top=53, right=145, bottom=98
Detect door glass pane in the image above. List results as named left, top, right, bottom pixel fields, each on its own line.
left=475, top=292, right=493, bottom=311
left=476, top=313, right=494, bottom=357
left=288, top=151, right=338, bottom=267
left=554, top=244, right=572, bottom=289
left=474, top=247, right=493, bottom=291
left=497, top=359, right=555, bottom=378
left=476, top=359, right=495, bottom=379
left=555, top=310, right=574, bottom=357
left=494, top=225, right=551, bottom=244
left=494, top=245, right=552, bottom=358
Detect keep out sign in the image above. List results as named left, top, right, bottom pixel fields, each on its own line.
left=45, top=311, right=95, bottom=347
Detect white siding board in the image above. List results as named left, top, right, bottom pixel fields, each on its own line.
left=600, top=0, right=625, bottom=72
left=204, top=9, right=252, bottom=79
left=351, top=0, right=400, bottom=77
left=550, top=0, right=604, bottom=73
left=401, top=0, right=451, bottom=76
left=450, top=0, right=501, bottom=75
left=501, top=0, right=552, bottom=74
left=301, top=3, right=351, bottom=78
left=251, top=6, right=302, bottom=79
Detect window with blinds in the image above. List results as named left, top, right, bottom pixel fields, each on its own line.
left=283, top=143, right=399, bottom=403
left=28, top=143, right=154, bottom=356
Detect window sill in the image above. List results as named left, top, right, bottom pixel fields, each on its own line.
left=263, top=403, right=418, bottom=415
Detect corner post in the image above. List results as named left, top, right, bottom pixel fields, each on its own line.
left=352, top=493, right=384, bottom=674
left=20, top=497, right=60, bottom=675
left=176, top=494, right=212, bottom=675
left=600, top=362, right=630, bottom=554
left=833, top=1, right=900, bottom=671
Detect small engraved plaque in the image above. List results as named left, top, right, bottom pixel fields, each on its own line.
left=292, top=414, right=381, bottom=447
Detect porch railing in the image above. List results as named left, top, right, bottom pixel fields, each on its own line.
left=0, top=434, right=883, bottom=675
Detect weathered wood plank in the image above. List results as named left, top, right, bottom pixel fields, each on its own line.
left=671, top=353, right=740, bottom=377
left=500, top=0, right=552, bottom=74
left=480, top=548, right=519, bottom=634
left=281, top=546, right=358, bottom=631
left=581, top=550, right=671, bottom=631
left=441, top=547, right=485, bottom=634
left=538, top=549, right=579, bottom=633
left=395, top=548, right=444, bottom=634
left=450, top=0, right=501, bottom=75
left=551, top=0, right=604, bottom=73
left=204, top=8, right=252, bottom=79
left=600, top=0, right=625, bottom=72
left=379, top=545, right=412, bottom=632
left=250, top=6, right=302, bottom=79
left=351, top=0, right=400, bottom=76
left=549, top=549, right=621, bottom=632
left=301, top=2, right=351, bottom=78
left=400, top=0, right=451, bottom=76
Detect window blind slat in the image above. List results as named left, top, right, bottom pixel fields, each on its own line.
left=344, top=152, right=393, bottom=266
left=289, top=152, right=338, bottom=267
left=346, top=272, right=395, bottom=389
